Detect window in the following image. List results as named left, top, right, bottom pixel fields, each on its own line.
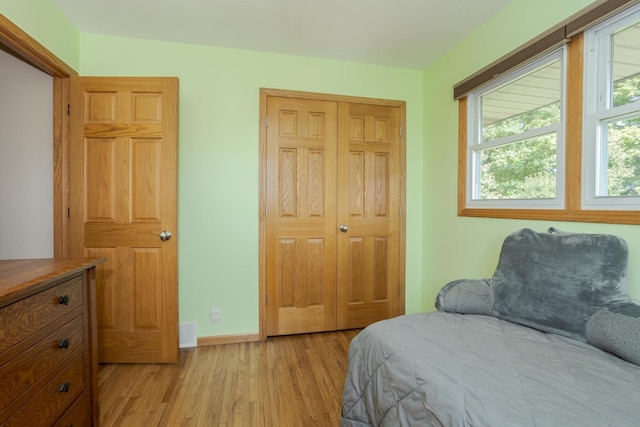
left=466, top=49, right=566, bottom=209
left=584, top=4, right=640, bottom=209
left=455, top=0, right=640, bottom=224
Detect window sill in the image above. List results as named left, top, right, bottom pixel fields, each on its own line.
left=458, top=207, right=640, bottom=225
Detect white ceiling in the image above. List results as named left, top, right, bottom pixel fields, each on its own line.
left=51, top=0, right=513, bottom=70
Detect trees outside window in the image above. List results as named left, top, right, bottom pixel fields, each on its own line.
left=584, top=10, right=640, bottom=209
left=467, top=50, right=565, bottom=208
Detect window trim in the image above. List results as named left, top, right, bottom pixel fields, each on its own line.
left=458, top=32, right=640, bottom=225
left=583, top=3, right=640, bottom=209
left=466, top=48, right=567, bottom=209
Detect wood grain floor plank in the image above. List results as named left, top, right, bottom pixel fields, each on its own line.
left=99, top=329, right=360, bottom=427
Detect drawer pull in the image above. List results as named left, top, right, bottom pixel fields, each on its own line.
left=58, top=295, right=70, bottom=305
left=58, top=383, right=71, bottom=393
left=58, top=338, right=70, bottom=349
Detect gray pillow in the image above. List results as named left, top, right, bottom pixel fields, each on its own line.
left=436, top=279, right=493, bottom=315
left=586, top=302, right=640, bottom=365
left=491, top=228, right=629, bottom=340
left=436, top=227, right=640, bottom=365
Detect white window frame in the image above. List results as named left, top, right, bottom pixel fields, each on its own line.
left=583, top=3, right=640, bottom=210
left=466, top=48, right=567, bottom=209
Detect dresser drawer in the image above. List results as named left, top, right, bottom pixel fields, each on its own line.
left=0, top=259, right=102, bottom=427
left=0, top=315, right=84, bottom=410
left=4, top=353, right=84, bottom=427
left=0, top=275, right=84, bottom=353
left=53, top=392, right=89, bottom=427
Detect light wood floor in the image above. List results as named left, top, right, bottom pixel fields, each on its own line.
left=98, top=329, right=360, bottom=427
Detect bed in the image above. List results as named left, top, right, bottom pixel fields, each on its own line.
left=341, top=228, right=640, bottom=426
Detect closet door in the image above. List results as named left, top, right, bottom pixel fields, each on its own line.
left=265, top=97, right=338, bottom=335
left=262, top=91, right=405, bottom=336
left=336, top=102, right=401, bottom=329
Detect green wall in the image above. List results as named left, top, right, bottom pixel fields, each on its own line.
left=78, top=34, right=425, bottom=337
left=422, top=0, right=640, bottom=311
left=5, top=0, right=640, bottom=340
left=0, top=0, right=79, bottom=70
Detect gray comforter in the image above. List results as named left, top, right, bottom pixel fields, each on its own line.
left=341, top=312, right=640, bottom=427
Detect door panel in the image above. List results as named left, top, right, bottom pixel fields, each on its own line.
left=337, top=102, right=400, bottom=329
left=266, top=97, right=338, bottom=335
left=70, top=77, right=178, bottom=363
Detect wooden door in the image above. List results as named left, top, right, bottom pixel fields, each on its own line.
left=336, top=102, right=401, bottom=329
left=69, top=77, right=179, bottom=363
left=263, top=91, right=404, bottom=336
left=265, top=97, right=338, bottom=335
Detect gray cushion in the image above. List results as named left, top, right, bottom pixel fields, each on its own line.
left=586, top=302, right=640, bottom=365
left=436, top=227, right=640, bottom=365
left=490, top=228, right=629, bottom=340
left=435, top=279, right=493, bottom=315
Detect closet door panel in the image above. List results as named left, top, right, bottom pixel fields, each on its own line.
left=265, top=97, right=338, bottom=335
left=336, top=102, right=401, bottom=330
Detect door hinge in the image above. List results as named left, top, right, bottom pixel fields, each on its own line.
left=67, top=207, right=70, bottom=218
left=265, top=116, right=269, bottom=127
left=67, top=104, right=70, bottom=116
left=399, top=125, right=403, bottom=136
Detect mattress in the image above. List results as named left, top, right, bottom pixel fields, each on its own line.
left=341, top=312, right=640, bottom=427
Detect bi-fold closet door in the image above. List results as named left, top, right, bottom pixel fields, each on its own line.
left=265, top=94, right=403, bottom=336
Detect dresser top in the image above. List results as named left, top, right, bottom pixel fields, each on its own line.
left=0, top=258, right=105, bottom=305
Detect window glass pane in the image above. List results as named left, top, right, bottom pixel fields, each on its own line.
left=481, top=60, right=561, bottom=142
left=612, top=22, right=640, bottom=108
left=479, top=133, right=557, bottom=199
left=604, top=115, right=640, bottom=196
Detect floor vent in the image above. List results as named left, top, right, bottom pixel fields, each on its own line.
left=179, top=322, right=198, bottom=348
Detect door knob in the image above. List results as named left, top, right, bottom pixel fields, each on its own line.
left=339, top=224, right=348, bottom=233
left=160, top=230, right=172, bottom=241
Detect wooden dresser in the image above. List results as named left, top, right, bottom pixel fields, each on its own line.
left=0, top=258, right=104, bottom=426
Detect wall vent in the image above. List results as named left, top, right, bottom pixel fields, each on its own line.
left=179, top=322, right=198, bottom=348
